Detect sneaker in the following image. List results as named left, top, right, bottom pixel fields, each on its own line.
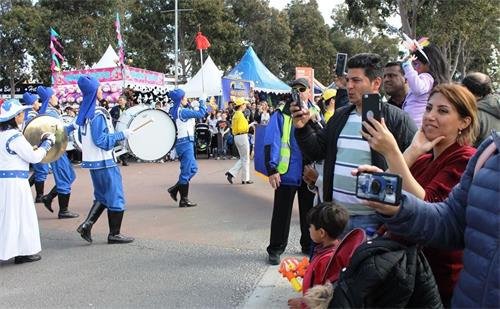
left=242, top=180, right=254, bottom=184
left=216, top=156, right=220, bottom=160
left=222, top=156, right=226, bottom=160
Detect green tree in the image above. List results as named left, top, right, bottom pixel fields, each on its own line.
left=285, top=0, right=336, bottom=84
left=37, top=0, right=118, bottom=70
left=228, top=0, right=291, bottom=78
left=344, top=0, right=500, bottom=82
left=0, top=3, right=44, bottom=96
left=329, top=4, right=399, bottom=72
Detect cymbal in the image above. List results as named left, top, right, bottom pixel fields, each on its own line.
left=23, top=115, right=68, bottom=163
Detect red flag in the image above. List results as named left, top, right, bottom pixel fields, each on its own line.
left=195, top=32, right=211, bottom=50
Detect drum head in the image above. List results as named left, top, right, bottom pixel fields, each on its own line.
left=127, top=109, right=177, bottom=161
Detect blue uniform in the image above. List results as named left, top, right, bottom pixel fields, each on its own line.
left=24, top=110, right=49, bottom=183
left=44, top=107, right=76, bottom=194
left=81, top=111, right=126, bottom=211
left=172, top=103, right=207, bottom=184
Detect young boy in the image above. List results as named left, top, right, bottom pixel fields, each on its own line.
left=288, top=202, right=349, bottom=309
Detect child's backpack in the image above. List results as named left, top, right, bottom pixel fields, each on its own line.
left=328, top=238, right=443, bottom=308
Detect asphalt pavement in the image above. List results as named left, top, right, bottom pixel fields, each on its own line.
left=0, top=159, right=307, bottom=308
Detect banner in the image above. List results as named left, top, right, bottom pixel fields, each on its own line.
left=53, top=66, right=164, bottom=86
left=221, top=77, right=253, bottom=108
left=295, top=67, right=314, bottom=102
left=124, top=66, right=165, bottom=85
left=53, top=67, right=123, bottom=85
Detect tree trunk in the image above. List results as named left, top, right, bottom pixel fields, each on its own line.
left=398, top=0, right=413, bottom=37
left=450, top=38, right=464, bottom=81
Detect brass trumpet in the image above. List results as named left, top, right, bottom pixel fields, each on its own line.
left=23, top=115, right=68, bottom=163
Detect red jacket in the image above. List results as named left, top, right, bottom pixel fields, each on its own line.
left=302, top=229, right=365, bottom=296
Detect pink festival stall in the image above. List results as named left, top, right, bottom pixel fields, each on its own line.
left=52, top=65, right=168, bottom=105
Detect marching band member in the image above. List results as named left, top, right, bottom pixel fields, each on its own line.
left=76, top=76, right=134, bottom=244
left=167, top=89, right=207, bottom=207
left=37, top=86, right=79, bottom=219
left=0, top=99, right=55, bottom=264
left=23, top=92, right=47, bottom=202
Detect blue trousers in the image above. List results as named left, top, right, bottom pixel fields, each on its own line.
left=33, top=163, right=49, bottom=182
left=90, top=166, right=125, bottom=211
left=175, top=141, right=198, bottom=184
left=50, top=153, right=75, bottom=194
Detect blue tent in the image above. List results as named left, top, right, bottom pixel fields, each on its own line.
left=226, top=47, right=291, bottom=94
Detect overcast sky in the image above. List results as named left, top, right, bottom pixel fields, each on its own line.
left=269, top=0, right=344, bottom=26
left=269, top=0, right=401, bottom=28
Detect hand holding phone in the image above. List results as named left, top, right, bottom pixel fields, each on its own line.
left=362, top=93, right=382, bottom=135
left=355, top=171, right=402, bottom=206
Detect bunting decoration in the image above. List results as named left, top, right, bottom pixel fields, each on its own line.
left=115, top=12, right=125, bottom=65
left=50, top=28, right=65, bottom=85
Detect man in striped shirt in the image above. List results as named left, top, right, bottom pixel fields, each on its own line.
left=291, top=53, right=417, bottom=233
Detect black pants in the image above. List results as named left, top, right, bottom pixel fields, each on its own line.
left=267, top=181, right=314, bottom=255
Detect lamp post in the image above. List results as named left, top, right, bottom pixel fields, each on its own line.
left=163, top=1, right=192, bottom=88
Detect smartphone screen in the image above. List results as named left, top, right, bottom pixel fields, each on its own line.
left=355, top=172, right=402, bottom=206
left=362, top=93, right=382, bottom=134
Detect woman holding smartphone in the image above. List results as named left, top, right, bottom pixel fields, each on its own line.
left=361, top=83, right=478, bottom=306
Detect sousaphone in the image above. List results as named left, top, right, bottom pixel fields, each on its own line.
left=23, top=115, right=68, bottom=163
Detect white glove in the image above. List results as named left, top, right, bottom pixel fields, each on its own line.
left=123, top=129, right=134, bottom=139
left=41, top=132, right=56, bottom=146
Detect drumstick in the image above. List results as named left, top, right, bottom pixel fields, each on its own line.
left=132, top=118, right=154, bottom=132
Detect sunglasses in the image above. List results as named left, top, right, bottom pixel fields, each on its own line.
left=293, top=87, right=307, bottom=93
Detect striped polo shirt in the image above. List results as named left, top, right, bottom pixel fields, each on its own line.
left=332, top=111, right=374, bottom=215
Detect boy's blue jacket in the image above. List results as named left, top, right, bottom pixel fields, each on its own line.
left=263, top=110, right=303, bottom=186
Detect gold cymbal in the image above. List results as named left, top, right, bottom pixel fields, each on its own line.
left=23, top=115, right=68, bottom=163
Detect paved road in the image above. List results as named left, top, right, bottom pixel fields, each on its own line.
left=0, top=159, right=306, bottom=308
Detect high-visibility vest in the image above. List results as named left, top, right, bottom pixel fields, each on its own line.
left=277, top=110, right=292, bottom=174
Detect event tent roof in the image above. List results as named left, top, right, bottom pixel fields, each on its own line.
left=93, top=45, right=119, bottom=69
left=226, top=47, right=290, bottom=94
left=180, top=55, right=223, bottom=98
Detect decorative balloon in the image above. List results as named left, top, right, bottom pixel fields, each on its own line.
left=102, top=83, right=111, bottom=93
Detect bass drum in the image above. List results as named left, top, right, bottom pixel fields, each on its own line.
left=61, top=115, right=81, bottom=151
left=115, top=105, right=177, bottom=161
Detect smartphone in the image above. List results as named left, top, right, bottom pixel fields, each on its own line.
left=355, top=172, right=402, bottom=206
left=362, top=93, right=382, bottom=134
left=335, top=53, right=348, bottom=77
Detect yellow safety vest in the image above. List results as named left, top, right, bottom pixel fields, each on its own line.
left=277, top=108, right=292, bottom=174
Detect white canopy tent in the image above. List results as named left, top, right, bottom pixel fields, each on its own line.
left=180, top=55, right=223, bottom=98
left=92, top=45, right=119, bottom=69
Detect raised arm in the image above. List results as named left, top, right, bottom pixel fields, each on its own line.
left=179, top=100, right=207, bottom=120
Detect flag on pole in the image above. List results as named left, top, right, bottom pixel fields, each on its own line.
left=115, top=12, right=125, bottom=65
left=50, top=28, right=65, bottom=85
left=195, top=32, right=210, bottom=50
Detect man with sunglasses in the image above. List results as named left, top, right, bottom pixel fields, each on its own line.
left=290, top=53, right=417, bottom=235
left=264, top=78, right=316, bottom=265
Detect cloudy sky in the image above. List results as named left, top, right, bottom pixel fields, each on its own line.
left=269, top=0, right=401, bottom=27
left=268, top=0, right=343, bottom=26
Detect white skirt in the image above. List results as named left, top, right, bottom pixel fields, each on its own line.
left=0, top=178, right=41, bottom=260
